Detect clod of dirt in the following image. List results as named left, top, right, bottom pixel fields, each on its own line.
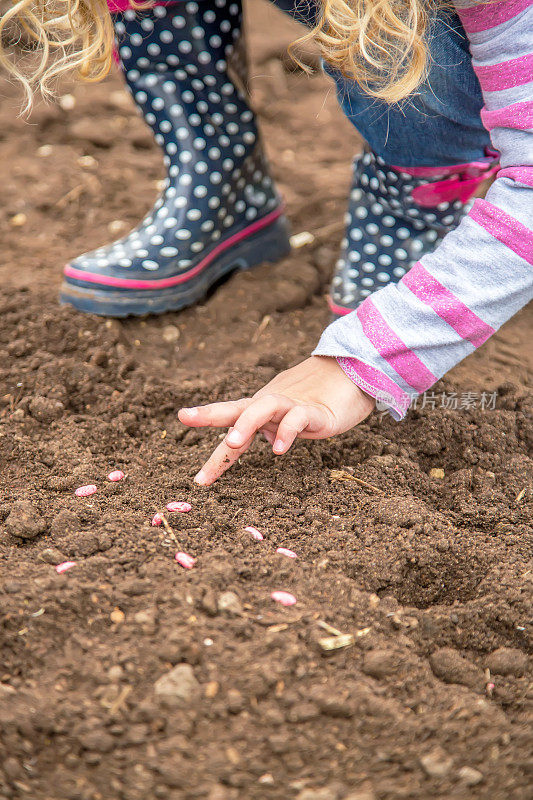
left=226, top=689, right=245, bottom=714
left=217, top=591, right=243, bottom=615
left=90, top=348, right=108, bottom=367
left=420, top=746, right=454, bottom=778
left=362, top=649, right=404, bottom=679
left=133, top=606, right=157, bottom=633
left=39, top=547, right=67, bottom=565
left=484, top=647, right=528, bottom=677
left=308, top=688, right=354, bottom=719
left=286, top=702, right=320, bottom=723
left=457, top=766, right=484, bottom=786
left=28, top=395, right=65, bottom=423
left=5, top=501, right=46, bottom=540
left=154, top=663, right=200, bottom=707
left=429, top=648, right=484, bottom=691
left=78, top=730, right=115, bottom=753
left=201, top=589, right=218, bottom=616
left=374, top=496, right=428, bottom=527
left=4, top=757, right=23, bottom=782
left=49, top=509, right=80, bottom=536
left=73, top=533, right=101, bottom=557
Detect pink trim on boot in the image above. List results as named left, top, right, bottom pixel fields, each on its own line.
left=390, top=156, right=500, bottom=207
left=63, top=207, right=285, bottom=290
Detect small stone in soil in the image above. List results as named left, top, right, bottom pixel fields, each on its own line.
left=107, top=470, right=125, bottom=482
left=419, top=746, right=454, bottom=778
left=110, top=607, right=125, bottom=623
left=55, top=561, right=77, bottom=574
left=162, top=324, right=180, bottom=343
left=75, top=485, right=97, bottom=497
left=276, top=547, right=297, bottom=558
left=205, top=681, right=219, bottom=698
left=166, top=501, right=192, bottom=513
left=5, top=501, right=46, bottom=540
left=457, top=766, right=483, bottom=786
left=217, top=591, right=242, bottom=615
left=244, top=526, right=264, bottom=540
left=271, top=590, right=297, bottom=606
left=175, top=552, right=196, bottom=569
left=154, top=663, right=200, bottom=707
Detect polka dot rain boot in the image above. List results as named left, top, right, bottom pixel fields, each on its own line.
left=328, top=148, right=499, bottom=316
left=61, top=0, right=291, bottom=317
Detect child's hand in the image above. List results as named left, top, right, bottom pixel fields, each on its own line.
left=178, top=355, right=375, bottom=485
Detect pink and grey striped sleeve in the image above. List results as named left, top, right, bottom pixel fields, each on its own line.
left=314, top=0, right=533, bottom=419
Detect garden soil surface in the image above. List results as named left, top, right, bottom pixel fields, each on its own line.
left=0, top=2, right=532, bottom=799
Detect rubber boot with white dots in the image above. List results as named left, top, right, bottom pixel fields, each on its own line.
left=61, top=0, right=290, bottom=317
left=328, top=148, right=492, bottom=317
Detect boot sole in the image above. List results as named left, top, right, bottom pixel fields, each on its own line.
left=60, top=209, right=291, bottom=317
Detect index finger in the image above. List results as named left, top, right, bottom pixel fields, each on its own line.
left=193, top=394, right=293, bottom=485
left=194, top=433, right=254, bottom=486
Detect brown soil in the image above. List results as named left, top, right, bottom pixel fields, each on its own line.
left=0, top=2, right=532, bottom=799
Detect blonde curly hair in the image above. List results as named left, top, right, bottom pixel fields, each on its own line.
left=295, top=0, right=435, bottom=102
left=1, top=0, right=437, bottom=112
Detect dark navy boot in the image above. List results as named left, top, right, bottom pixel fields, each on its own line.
left=328, top=148, right=498, bottom=316
left=61, top=0, right=290, bottom=317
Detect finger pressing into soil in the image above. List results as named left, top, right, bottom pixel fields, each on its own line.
left=194, top=434, right=255, bottom=485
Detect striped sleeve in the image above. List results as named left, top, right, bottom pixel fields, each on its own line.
left=314, top=0, right=533, bottom=420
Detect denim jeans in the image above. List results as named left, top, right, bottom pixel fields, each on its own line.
left=272, top=0, right=492, bottom=166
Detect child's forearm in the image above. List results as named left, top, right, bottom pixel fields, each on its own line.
left=315, top=0, right=533, bottom=419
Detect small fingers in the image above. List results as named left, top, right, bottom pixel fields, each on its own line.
left=272, top=406, right=312, bottom=454
left=224, top=395, right=292, bottom=449
left=194, top=434, right=254, bottom=486
left=178, top=398, right=251, bottom=428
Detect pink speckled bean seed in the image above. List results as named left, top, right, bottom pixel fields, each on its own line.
left=244, top=526, right=264, bottom=541
left=271, top=590, right=297, bottom=606
left=166, top=501, right=192, bottom=513
left=276, top=547, right=297, bottom=559
left=151, top=513, right=163, bottom=527
left=175, top=552, right=196, bottom=569
left=107, top=470, right=125, bottom=482
left=75, top=485, right=97, bottom=497
left=56, top=561, right=77, bottom=574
